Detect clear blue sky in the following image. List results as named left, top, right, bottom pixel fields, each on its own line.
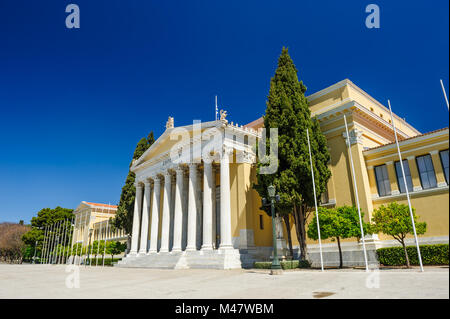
left=0, top=0, right=448, bottom=223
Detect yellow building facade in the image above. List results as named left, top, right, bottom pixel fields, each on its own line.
left=73, top=201, right=127, bottom=249
left=116, top=79, right=448, bottom=269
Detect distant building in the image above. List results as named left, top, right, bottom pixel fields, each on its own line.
left=73, top=201, right=126, bottom=248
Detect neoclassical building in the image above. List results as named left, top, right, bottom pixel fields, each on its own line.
left=117, top=79, right=449, bottom=269
left=73, top=201, right=127, bottom=249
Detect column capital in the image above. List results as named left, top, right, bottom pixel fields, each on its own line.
left=222, top=145, right=234, bottom=157
left=237, top=150, right=256, bottom=164
left=162, top=169, right=172, bottom=178
left=143, top=179, right=151, bottom=187
left=342, top=127, right=363, bottom=145
left=406, top=156, right=415, bottom=161
left=134, top=181, right=144, bottom=188
left=429, top=150, right=439, bottom=155
left=175, top=166, right=185, bottom=175
left=386, top=161, right=394, bottom=165
left=366, top=165, right=374, bottom=170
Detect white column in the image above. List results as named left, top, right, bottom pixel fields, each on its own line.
left=160, top=170, right=172, bottom=252
left=129, top=182, right=143, bottom=255
left=220, top=146, right=233, bottom=249
left=186, top=163, right=198, bottom=251
left=148, top=176, right=161, bottom=253
left=201, top=162, right=214, bottom=250
left=172, top=167, right=184, bottom=252
left=138, top=180, right=151, bottom=254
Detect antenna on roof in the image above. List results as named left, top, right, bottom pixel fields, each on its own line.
left=215, top=95, right=219, bottom=121
left=440, top=79, right=449, bottom=111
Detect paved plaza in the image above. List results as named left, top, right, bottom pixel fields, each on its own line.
left=0, top=264, right=448, bottom=299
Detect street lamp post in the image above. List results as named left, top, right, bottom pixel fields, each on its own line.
left=262, top=185, right=282, bottom=273
left=268, top=185, right=281, bottom=271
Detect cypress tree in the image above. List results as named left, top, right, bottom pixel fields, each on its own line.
left=254, top=47, right=331, bottom=262
left=113, top=132, right=155, bottom=236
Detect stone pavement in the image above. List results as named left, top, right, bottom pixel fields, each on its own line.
left=0, top=264, right=448, bottom=299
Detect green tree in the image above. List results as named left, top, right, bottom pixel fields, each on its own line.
left=254, top=47, right=331, bottom=262
left=113, top=132, right=155, bottom=237
left=371, top=202, right=427, bottom=268
left=21, top=207, right=74, bottom=261
left=106, top=241, right=126, bottom=263
left=308, top=206, right=371, bottom=268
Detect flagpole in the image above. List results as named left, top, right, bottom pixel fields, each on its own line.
left=440, top=79, right=449, bottom=111
left=344, top=114, right=369, bottom=272
left=49, top=221, right=57, bottom=264
left=306, top=128, right=324, bottom=271
left=388, top=100, right=424, bottom=272
left=60, top=218, right=68, bottom=264
left=74, top=216, right=80, bottom=265
left=96, top=224, right=101, bottom=266
left=55, top=221, right=62, bottom=264
left=103, top=220, right=109, bottom=267
left=46, top=222, right=54, bottom=264
left=48, top=221, right=56, bottom=264
left=41, top=225, right=48, bottom=264
left=65, top=218, right=72, bottom=263
left=68, top=216, right=75, bottom=264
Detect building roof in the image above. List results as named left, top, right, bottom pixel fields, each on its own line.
left=244, top=117, right=264, bottom=129
left=83, top=201, right=118, bottom=209
left=363, top=127, right=449, bottom=152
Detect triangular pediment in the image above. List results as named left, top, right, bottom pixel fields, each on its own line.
left=132, top=120, right=221, bottom=170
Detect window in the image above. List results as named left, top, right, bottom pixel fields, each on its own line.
left=259, top=215, right=264, bottom=230
left=395, top=160, right=413, bottom=193
left=440, top=150, right=449, bottom=185
left=416, top=154, right=437, bottom=189
left=374, top=164, right=391, bottom=196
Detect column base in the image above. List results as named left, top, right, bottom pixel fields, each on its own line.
left=138, top=250, right=147, bottom=256
left=159, top=248, right=169, bottom=253
left=201, top=245, right=213, bottom=251
left=128, top=250, right=138, bottom=256
left=219, top=244, right=234, bottom=250
left=147, top=249, right=158, bottom=255
left=171, top=248, right=182, bottom=253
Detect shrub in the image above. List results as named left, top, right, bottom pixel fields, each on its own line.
left=254, top=260, right=300, bottom=270
left=298, top=259, right=311, bottom=268
left=377, top=244, right=449, bottom=266
left=86, top=257, right=122, bottom=266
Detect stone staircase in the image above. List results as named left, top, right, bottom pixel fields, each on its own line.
left=116, top=248, right=256, bottom=269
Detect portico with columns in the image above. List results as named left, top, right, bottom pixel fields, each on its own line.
left=118, top=117, right=261, bottom=269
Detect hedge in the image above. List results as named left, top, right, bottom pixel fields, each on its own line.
left=377, top=244, right=449, bottom=266
left=254, top=260, right=300, bottom=270
left=86, top=258, right=122, bottom=266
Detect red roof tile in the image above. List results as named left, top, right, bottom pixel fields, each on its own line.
left=84, top=202, right=118, bottom=209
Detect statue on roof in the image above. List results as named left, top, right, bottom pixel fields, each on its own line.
left=219, top=109, right=228, bottom=123
left=166, top=116, right=174, bottom=129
